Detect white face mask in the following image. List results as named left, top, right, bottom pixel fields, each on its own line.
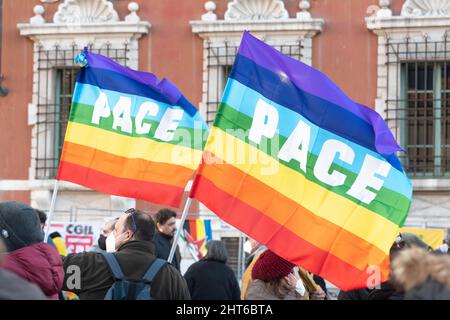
left=243, top=241, right=252, bottom=254
left=106, top=232, right=116, bottom=253
left=295, top=279, right=306, bottom=296
left=439, top=243, right=449, bottom=253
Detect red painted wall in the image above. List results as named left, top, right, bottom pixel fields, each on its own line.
left=0, top=0, right=406, bottom=208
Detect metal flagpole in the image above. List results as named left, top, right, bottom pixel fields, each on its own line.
left=44, top=180, right=60, bottom=242
left=240, top=231, right=247, bottom=281
left=237, top=234, right=243, bottom=280
left=168, top=197, right=192, bottom=264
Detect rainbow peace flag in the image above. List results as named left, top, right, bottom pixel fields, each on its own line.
left=57, top=50, right=208, bottom=208
left=190, top=32, right=413, bottom=290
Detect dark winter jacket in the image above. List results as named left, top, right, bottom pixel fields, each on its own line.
left=3, top=242, right=64, bottom=300
left=0, top=268, right=47, bottom=300
left=338, top=288, right=371, bottom=300
left=62, top=240, right=190, bottom=300
left=153, top=231, right=181, bottom=271
left=405, top=278, right=450, bottom=300
left=392, top=247, right=450, bottom=300
left=368, top=281, right=405, bottom=300
left=184, top=259, right=241, bottom=300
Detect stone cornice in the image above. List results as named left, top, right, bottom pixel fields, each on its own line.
left=190, top=18, right=324, bottom=38
left=17, top=22, right=151, bottom=42
left=366, top=15, right=450, bottom=34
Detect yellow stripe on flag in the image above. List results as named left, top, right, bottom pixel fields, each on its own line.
left=205, top=127, right=399, bottom=254
left=196, top=219, right=207, bottom=255
left=64, top=121, right=203, bottom=170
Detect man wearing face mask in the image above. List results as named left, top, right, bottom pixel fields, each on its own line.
left=91, top=218, right=118, bottom=252
left=62, top=208, right=190, bottom=300
left=153, top=209, right=181, bottom=271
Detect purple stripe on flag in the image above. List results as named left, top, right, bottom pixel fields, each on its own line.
left=84, top=51, right=182, bottom=106
left=237, top=31, right=402, bottom=155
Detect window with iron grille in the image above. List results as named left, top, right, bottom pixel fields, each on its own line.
left=35, top=42, right=129, bottom=179
left=386, top=35, right=450, bottom=178
left=205, top=40, right=303, bottom=125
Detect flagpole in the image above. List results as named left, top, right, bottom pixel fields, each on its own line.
left=168, top=196, right=192, bottom=264
left=44, top=180, right=60, bottom=243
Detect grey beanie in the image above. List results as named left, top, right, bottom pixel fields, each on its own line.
left=0, top=201, right=44, bottom=252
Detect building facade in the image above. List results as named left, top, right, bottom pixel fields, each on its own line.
left=0, top=0, right=450, bottom=274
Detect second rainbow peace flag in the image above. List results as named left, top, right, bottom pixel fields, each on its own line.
left=57, top=50, right=208, bottom=208
left=190, top=32, right=413, bottom=290
left=182, top=219, right=213, bottom=260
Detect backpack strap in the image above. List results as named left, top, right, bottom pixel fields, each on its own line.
left=99, top=251, right=125, bottom=280
left=142, top=258, right=167, bottom=283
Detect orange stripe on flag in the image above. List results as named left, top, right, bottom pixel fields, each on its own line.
left=197, top=151, right=389, bottom=272
left=58, top=161, right=185, bottom=207
left=191, top=173, right=390, bottom=290
left=60, top=141, right=193, bottom=188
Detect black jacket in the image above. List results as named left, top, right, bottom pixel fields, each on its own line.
left=62, top=240, right=190, bottom=300
left=153, top=231, right=181, bottom=271
left=368, top=281, right=405, bottom=300
left=184, top=259, right=241, bottom=300
left=338, top=288, right=371, bottom=300
left=405, top=278, right=450, bottom=300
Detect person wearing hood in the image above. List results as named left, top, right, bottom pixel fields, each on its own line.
left=392, top=247, right=450, bottom=299
left=0, top=238, right=47, bottom=300
left=0, top=201, right=64, bottom=300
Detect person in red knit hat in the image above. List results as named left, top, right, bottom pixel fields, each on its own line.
left=245, top=250, right=306, bottom=300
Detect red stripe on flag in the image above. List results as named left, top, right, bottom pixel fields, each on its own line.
left=192, top=174, right=389, bottom=290
left=58, top=161, right=184, bottom=208
left=189, top=220, right=197, bottom=241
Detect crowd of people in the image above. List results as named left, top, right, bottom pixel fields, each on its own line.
left=1, top=200, right=450, bottom=300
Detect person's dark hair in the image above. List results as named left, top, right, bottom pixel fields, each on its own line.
left=35, top=209, right=47, bottom=225
left=155, top=208, right=177, bottom=226
left=123, top=209, right=155, bottom=241
left=203, top=240, right=228, bottom=263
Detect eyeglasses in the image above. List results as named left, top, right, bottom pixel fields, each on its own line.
left=124, top=208, right=138, bottom=234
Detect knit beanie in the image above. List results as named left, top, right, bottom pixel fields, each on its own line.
left=0, top=201, right=44, bottom=252
left=252, top=250, right=295, bottom=281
